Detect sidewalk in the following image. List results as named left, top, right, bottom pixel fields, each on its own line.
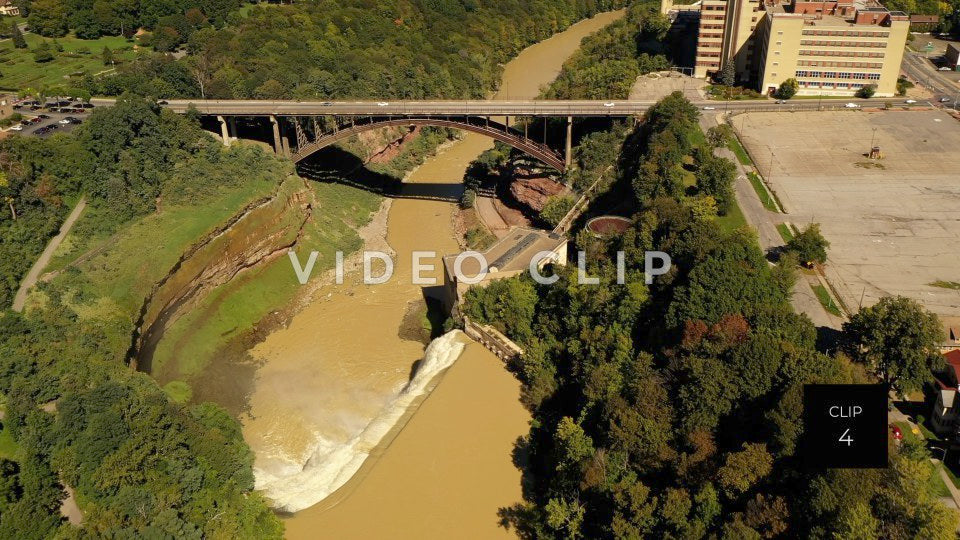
left=13, top=197, right=86, bottom=312
left=700, top=113, right=843, bottom=330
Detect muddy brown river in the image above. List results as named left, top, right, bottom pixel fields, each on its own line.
left=230, top=10, right=624, bottom=537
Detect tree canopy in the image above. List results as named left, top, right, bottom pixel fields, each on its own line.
left=842, top=295, right=944, bottom=393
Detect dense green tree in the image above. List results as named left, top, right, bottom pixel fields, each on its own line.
left=786, top=223, right=829, bottom=265
left=102, top=45, right=115, bottom=66
left=775, top=78, right=799, bottom=99
left=857, top=84, right=877, bottom=98
left=26, top=0, right=68, bottom=37
left=696, top=153, right=736, bottom=214
left=540, top=195, right=575, bottom=228
left=842, top=296, right=943, bottom=393
left=11, top=21, right=26, bottom=49
left=720, top=62, right=736, bottom=87
left=706, top=124, right=733, bottom=147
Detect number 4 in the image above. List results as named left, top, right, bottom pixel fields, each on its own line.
left=839, top=429, right=853, bottom=447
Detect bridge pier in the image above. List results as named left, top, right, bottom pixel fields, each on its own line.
left=217, top=116, right=230, bottom=147
left=565, top=116, right=573, bottom=169
left=269, top=116, right=289, bottom=157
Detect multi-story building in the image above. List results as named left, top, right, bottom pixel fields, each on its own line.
left=694, top=0, right=765, bottom=80
left=690, top=0, right=909, bottom=96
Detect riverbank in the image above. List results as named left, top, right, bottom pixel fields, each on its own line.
left=270, top=8, right=625, bottom=535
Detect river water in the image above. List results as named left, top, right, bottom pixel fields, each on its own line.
left=238, top=9, right=624, bottom=536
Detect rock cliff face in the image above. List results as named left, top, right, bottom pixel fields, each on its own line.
left=508, top=174, right=567, bottom=213
left=131, top=177, right=314, bottom=373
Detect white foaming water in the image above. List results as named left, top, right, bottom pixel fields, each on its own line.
left=254, top=330, right=467, bottom=512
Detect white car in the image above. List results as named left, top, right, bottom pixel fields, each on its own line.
left=9, top=124, right=23, bottom=131
left=844, top=102, right=860, bottom=108
left=939, top=66, right=952, bottom=71
left=376, top=102, right=389, bottom=107
left=58, top=118, right=71, bottom=124
left=703, top=106, right=716, bottom=110
left=904, top=99, right=917, bottom=104
left=603, top=102, right=615, bottom=108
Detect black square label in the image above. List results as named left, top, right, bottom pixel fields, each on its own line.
left=802, top=384, right=888, bottom=469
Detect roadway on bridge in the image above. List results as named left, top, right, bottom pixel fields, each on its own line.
left=89, top=97, right=893, bottom=117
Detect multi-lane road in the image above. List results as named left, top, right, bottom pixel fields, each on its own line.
left=86, top=97, right=915, bottom=118
left=900, top=51, right=960, bottom=104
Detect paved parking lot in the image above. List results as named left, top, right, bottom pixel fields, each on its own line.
left=4, top=106, right=92, bottom=139
left=738, top=109, right=960, bottom=317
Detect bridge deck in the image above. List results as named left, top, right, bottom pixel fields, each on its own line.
left=156, top=99, right=657, bottom=117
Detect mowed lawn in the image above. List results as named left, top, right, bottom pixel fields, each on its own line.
left=0, top=32, right=138, bottom=90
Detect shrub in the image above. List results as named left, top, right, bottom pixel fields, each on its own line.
left=774, top=78, right=798, bottom=99
left=539, top=194, right=575, bottom=228
left=460, top=188, right=476, bottom=209
left=786, top=223, right=830, bottom=266
left=856, top=84, right=876, bottom=99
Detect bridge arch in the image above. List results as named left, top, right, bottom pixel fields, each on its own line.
left=289, top=116, right=567, bottom=172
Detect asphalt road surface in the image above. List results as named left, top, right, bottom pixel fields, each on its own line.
left=901, top=51, right=960, bottom=105
left=88, top=97, right=893, bottom=117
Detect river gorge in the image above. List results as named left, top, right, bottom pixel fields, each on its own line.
left=173, top=10, right=623, bottom=537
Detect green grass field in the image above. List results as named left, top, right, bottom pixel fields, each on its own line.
left=727, top=137, right=753, bottom=167
left=748, top=172, right=779, bottom=212
left=812, top=284, right=843, bottom=316
left=716, top=199, right=747, bottom=233
left=0, top=32, right=137, bottom=90
left=149, top=180, right=380, bottom=380
left=776, top=223, right=794, bottom=243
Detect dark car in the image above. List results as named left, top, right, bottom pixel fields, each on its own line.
left=37, top=114, right=50, bottom=119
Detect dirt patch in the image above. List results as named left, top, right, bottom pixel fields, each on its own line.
left=367, top=127, right=421, bottom=164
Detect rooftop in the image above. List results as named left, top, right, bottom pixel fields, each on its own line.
left=766, top=0, right=902, bottom=27
left=443, top=227, right=566, bottom=281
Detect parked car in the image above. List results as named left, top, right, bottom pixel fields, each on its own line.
left=703, top=106, right=716, bottom=110
left=775, top=99, right=786, bottom=104
left=9, top=125, right=23, bottom=131
left=844, top=102, right=860, bottom=108
left=940, top=97, right=951, bottom=103
left=603, top=102, right=615, bottom=108
left=58, top=119, right=71, bottom=125
left=37, top=114, right=50, bottom=119
left=890, top=425, right=903, bottom=441
left=939, top=66, right=952, bottom=71
left=376, top=102, right=389, bottom=107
